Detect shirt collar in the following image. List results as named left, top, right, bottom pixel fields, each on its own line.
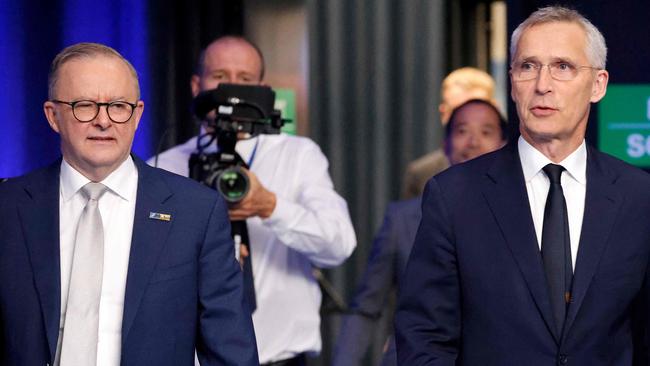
left=60, top=156, right=139, bottom=202
left=518, top=136, right=587, bottom=185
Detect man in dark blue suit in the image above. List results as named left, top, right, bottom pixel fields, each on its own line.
left=333, top=99, right=506, bottom=366
left=333, top=198, right=420, bottom=366
left=0, top=42, right=258, bottom=365
left=396, top=6, right=650, bottom=365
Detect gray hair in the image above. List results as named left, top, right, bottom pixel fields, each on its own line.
left=510, top=6, right=607, bottom=69
left=48, top=42, right=140, bottom=99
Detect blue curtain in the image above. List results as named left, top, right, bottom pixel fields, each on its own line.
left=0, top=0, right=150, bottom=178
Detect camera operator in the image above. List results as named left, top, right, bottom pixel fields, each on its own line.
left=149, top=35, right=357, bottom=366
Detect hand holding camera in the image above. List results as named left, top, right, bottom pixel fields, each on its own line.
left=228, top=168, right=277, bottom=221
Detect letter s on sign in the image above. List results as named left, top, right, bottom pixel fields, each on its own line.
left=627, top=133, right=645, bottom=158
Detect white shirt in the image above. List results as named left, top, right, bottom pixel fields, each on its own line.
left=149, top=133, right=356, bottom=363
left=518, top=136, right=586, bottom=270
left=57, top=157, right=138, bottom=366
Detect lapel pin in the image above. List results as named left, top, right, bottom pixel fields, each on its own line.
left=149, top=212, right=172, bottom=221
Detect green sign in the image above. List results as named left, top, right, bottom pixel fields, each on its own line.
left=598, top=84, right=650, bottom=167
left=274, top=88, right=297, bottom=135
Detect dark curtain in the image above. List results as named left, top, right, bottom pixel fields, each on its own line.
left=146, top=0, right=246, bottom=152
left=308, top=1, right=446, bottom=364
left=0, top=0, right=244, bottom=178
left=447, top=0, right=492, bottom=70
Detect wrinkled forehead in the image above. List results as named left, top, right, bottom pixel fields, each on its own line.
left=55, top=55, right=139, bottom=98
left=514, top=21, right=588, bottom=62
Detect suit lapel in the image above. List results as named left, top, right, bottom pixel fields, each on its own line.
left=19, top=162, right=62, bottom=361
left=121, top=157, right=174, bottom=344
left=482, top=145, right=560, bottom=343
left=562, top=147, right=621, bottom=338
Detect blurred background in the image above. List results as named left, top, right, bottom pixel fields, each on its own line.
left=2, top=0, right=649, bottom=364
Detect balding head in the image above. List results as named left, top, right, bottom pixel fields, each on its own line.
left=48, top=42, right=140, bottom=100
left=191, top=36, right=265, bottom=97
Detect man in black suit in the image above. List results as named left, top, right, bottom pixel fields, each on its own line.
left=396, top=6, right=650, bottom=365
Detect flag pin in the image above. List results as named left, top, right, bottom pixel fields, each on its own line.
left=149, top=212, right=172, bottom=221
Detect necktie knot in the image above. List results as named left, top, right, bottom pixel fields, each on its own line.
left=543, top=164, right=565, bottom=184
left=81, top=182, right=108, bottom=201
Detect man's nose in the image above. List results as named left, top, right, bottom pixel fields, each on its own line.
left=92, top=105, right=112, bottom=129
left=535, top=65, right=553, bottom=94
left=467, top=133, right=480, bottom=147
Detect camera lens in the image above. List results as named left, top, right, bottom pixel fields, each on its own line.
left=216, top=166, right=250, bottom=203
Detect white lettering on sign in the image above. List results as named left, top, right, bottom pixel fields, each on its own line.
left=627, top=133, right=650, bottom=158
left=627, top=133, right=645, bottom=158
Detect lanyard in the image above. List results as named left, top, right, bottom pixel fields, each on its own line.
left=196, top=133, right=260, bottom=167
left=247, top=138, right=259, bottom=167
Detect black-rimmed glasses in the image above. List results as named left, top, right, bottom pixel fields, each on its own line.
left=51, top=100, right=137, bottom=123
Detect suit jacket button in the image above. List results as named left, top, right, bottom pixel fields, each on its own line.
left=558, top=354, right=568, bottom=365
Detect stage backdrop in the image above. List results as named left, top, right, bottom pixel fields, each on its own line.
left=0, top=0, right=243, bottom=178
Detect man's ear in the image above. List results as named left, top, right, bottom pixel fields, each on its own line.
left=509, top=71, right=518, bottom=104
left=190, top=75, right=201, bottom=97
left=438, top=103, right=446, bottom=116
left=43, top=101, right=61, bottom=133
left=443, top=138, right=451, bottom=160
left=133, top=100, right=145, bottom=130
left=590, top=69, right=609, bottom=103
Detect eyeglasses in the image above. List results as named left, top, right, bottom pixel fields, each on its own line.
left=51, top=100, right=137, bottom=123
left=510, top=61, right=599, bottom=81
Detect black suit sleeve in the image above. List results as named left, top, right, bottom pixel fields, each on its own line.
left=395, top=178, right=460, bottom=366
left=0, top=315, right=4, bottom=363
left=635, top=261, right=650, bottom=365
left=333, top=207, right=400, bottom=365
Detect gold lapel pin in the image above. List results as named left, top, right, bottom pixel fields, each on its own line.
left=149, top=212, right=172, bottom=221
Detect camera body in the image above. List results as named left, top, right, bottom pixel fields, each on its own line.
left=189, top=148, right=250, bottom=203
left=189, top=83, right=284, bottom=203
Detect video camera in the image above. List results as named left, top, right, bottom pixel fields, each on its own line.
left=189, top=83, right=285, bottom=202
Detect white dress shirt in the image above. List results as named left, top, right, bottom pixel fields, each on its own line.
left=57, top=157, right=138, bottom=366
left=518, top=136, right=586, bottom=270
left=150, top=133, right=356, bottom=363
